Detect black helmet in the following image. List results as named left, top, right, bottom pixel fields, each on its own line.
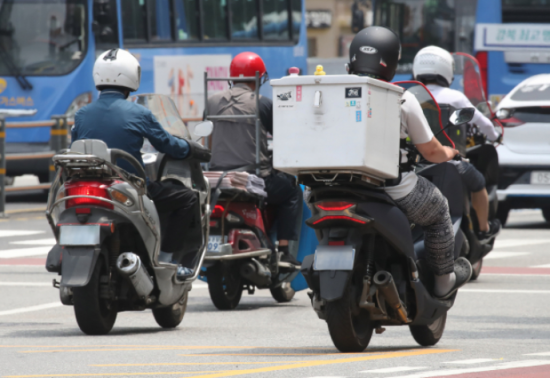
left=348, top=26, right=401, bottom=81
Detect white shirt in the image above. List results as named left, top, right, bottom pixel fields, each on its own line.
left=384, top=91, right=434, bottom=200
left=426, top=84, right=499, bottom=141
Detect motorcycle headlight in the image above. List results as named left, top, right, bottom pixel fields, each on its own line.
left=65, top=92, right=92, bottom=121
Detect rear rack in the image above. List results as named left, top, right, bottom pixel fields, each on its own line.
left=298, top=170, right=385, bottom=188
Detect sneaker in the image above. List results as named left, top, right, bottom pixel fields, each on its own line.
left=176, top=266, right=194, bottom=279
left=477, top=219, right=502, bottom=243
left=436, top=257, right=472, bottom=300
left=280, top=253, right=301, bottom=266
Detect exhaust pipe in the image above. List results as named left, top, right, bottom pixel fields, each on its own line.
left=373, top=270, right=409, bottom=323
left=240, top=258, right=272, bottom=287
left=116, top=253, right=154, bottom=298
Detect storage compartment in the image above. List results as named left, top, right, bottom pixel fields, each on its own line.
left=271, top=75, right=403, bottom=180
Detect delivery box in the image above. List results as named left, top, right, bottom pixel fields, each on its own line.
left=271, top=74, right=403, bottom=180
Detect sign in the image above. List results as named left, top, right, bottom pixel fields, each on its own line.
left=475, top=23, right=550, bottom=51
left=306, top=10, right=332, bottom=29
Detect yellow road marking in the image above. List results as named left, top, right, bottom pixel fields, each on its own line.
left=92, top=361, right=310, bottom=367
left=18, top=346, right=335, bottom=354
left=178, top=353, right=350, bottom=357
left=4, top=371, right=229, bottom=378
left=180, top=349, right=457, bottom=378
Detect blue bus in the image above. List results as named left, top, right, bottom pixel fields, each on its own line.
left=373, top=0, right=549, bottom=105
left=0, top=0, right=307, bottom=181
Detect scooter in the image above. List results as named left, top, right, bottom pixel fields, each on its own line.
left=45, top=94, right=212, bottom=335
left=300, top=83, right=474, bottom=352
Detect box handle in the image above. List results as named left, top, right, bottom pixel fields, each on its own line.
left=314, top=90, right=322, bottom=108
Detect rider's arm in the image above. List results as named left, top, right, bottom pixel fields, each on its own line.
left=416, top=137, right=458, bottom=164
left=141, top=111, right=190, bottom=159
left=455, top=92, right=500, bottom=141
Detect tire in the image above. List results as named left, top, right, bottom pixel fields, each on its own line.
left=542, top=208, right=550, bottom=222
left=470, top=259, right=483, bottom=281
left=72, top=256, right=117, bottom=335
left=409, top=312, right=447, bottom=346
left=153, top=291, right=188, bottom=328
left=207, top=263, right=243, bottom=310
left=270, top=282, right=295, bottom=303
left=326, top=292, right=374, bottom=353
left=496, top=203, right=510, bottom=227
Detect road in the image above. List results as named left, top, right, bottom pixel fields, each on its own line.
left=1, top=208, right=550, bottom=378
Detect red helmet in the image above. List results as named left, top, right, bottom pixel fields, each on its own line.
left=230, top=52, right=267, bottom=80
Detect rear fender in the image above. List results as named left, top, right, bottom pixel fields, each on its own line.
left=60, top=246, right=102, bottom=287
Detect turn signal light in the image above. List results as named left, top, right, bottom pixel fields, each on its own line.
left=316, top=201, right=354, bottom=211
left=313, top=215, right=366, bottom=225
left=110, top=189, right=133, bottom=206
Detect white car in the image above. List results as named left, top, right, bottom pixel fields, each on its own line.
left=495, top=74, right=550, bottom=225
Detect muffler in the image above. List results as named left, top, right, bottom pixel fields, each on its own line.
left=240, top=258, right=272, bottom=287
left=116, top=253, right=154, bottom=298
left=373, top=270, right=409, bottom=323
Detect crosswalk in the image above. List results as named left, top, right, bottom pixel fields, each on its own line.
left=0, top=230, right=53, bottom=259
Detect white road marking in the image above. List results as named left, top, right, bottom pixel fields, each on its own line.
left=360, top=366, right=427, bottom=373
left=484, top=251, right=529, bottom=260
left=443, top=359, right=497, bottom=364
left=192, top=282, right=208, bottom=289
left=525, top=352, right=550, bottom=356
left=0, top=302, right=62, bottom=317
left=386, top=360, right=550, bottom=378
left=0, top=246, right=52, bottom=258
left=0, top=230, right=45, bottom=238
left=10, top=238, right=56, bottom=246
left=530, top=263, right=550, bottom=268
left=0, top=282, right=51, bottom=287
left=461, top=289, right=550, bottom=294
left=494, top=239, right=550, bottom=249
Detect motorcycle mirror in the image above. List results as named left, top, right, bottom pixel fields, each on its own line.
left=193, top=121, right=213, bottom=141
left=450, top=107, right=475, bottom=126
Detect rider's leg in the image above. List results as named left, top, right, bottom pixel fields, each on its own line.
left=456, top=161, right=490, bottom=232
left=472, top=189, right=490, bottom=232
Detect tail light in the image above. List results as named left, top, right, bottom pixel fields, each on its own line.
left=316, top=201, right=355, bottom=211
left=475, top=51, right=488, bottom=97
left=65, top=180, right=114, bottom=209
left=499, top=116, right=525, bottom=128
left=211, top=205, right=225, bottom=218
left=313, top=215, right=367, bottom=225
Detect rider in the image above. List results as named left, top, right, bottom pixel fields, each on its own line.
left=348, top=27, right=472, bottom=299
left=413, top=46, right=501, bottom=241
left=206, top=52, right=302, bottom=266
left=72, top=49, right=198, bottom=278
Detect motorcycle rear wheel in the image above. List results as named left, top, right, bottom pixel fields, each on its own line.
left=270, top=282, right=295, bottom=303
left=73, top=256, right=117, bottom=335
left=207, top=263, right=243, bottom=310
left=326, top=292, right=373, bottom=353
left=409, top=312, right=447, bottom=346
left=152, top=291, right=188, bottom=328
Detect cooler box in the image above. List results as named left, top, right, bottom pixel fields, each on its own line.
left=271, top=75, right=403, bottom=180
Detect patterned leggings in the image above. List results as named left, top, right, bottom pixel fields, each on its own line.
left=394, top=176, right=455, bottom=275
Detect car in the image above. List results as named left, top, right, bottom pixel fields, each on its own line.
left=495, top=74, right=550, bottom=226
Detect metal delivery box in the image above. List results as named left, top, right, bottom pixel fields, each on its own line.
left=271, top=75, right=403, bottom=180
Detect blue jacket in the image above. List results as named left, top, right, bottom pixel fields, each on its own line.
left=72, top=89, right=190, bottom=176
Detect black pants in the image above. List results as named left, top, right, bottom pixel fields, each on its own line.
left=148, top=181, right=198, bottom=264
left=264, top=171, right=302, bottom=241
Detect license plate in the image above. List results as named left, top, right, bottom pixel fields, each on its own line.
left=208, top=236, right=226, bottom=252
left=314, top=245, right=355, bottom=271
left=531, top=171, right=550, bottom=185
left=59, top=225, right=101, bottom=246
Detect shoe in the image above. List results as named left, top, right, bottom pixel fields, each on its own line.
left=436, top=257, right=472, bottom=300
left=280, top=253, right=301, bottom=266
left=176, top=266, right=194, bottom=279
left=477, top=219, right=502, bottom=243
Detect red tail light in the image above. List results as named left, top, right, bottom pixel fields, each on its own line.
left=211, top=205, right=225, bottom=218
left=313, top=215, right=367, bottom=225
left=475, top=51, right=488, bottom=97
left=316, top=201, right=355, bottom=211
left=500, top=117, right=525, bottom=128
left=328, top=241, right=345, bottom=246
left=65, top=180, right=114, bottom=209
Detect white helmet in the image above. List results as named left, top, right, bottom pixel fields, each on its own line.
left=93, top=49, right=141, bottom=91
left=413, top=46, right=454, bottom=87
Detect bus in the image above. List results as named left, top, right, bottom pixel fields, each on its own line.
left=0, top=0, right=307, bottom=182
left=373, top=0, right=550, bottom=106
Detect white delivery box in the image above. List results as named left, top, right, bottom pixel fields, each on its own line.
left=271, top=75, right=403, bottom=180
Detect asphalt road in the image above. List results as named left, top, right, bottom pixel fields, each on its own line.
left=1, top=208, right=550, bottom=378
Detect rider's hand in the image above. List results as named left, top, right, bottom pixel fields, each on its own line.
left=445, top=147, right=460, bottom=161
left=495, top=134, right=503, bottom=144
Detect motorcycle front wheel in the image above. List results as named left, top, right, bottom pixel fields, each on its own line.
left=207, top=262, right=243, bottom=310
left=153, top=290, right=188, bottom=328
left=72, top=256, right=117, bottom=335
left=326, top=290, right=374, bottom=353
left=409, top=312, right=447, bottom=346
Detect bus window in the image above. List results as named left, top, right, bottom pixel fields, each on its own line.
left=122, top=0, right=147, bottom=42
left=502, top=0, right=550, bottom=23
left=174, top=0, right=199, bottom=40
left=291, top=0, right=302, bottom=42
left=231, top=0, right=259, bottom=40
left=263, top=0, right=289, bottom=40
left=203, top=0, right=228, bottom=40
left=93, top=0, right=119, bottom=49
left=150, top=0, right=172, bottom=41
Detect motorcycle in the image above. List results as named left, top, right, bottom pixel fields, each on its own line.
left=45, top=94, right=212, bottom=335
left=299, top=83, right=474, bottom=352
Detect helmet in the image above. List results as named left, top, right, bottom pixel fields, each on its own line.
left=348, top=26, right=401, bottom=81
left=93, top=49, right=141, bottom=91
left=413, top=46, right=454, bottom=87
left=230, top=52, right=267, bottom=81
